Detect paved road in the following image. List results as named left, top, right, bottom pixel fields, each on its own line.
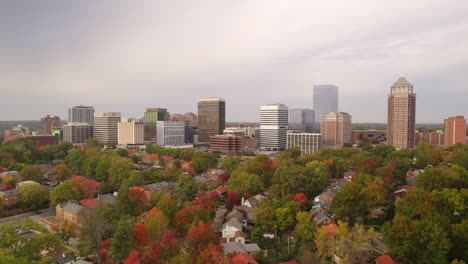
left=0, top=208, right=54, bottom=225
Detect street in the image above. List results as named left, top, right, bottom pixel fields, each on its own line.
left=0, top=208, right=55, bottom=225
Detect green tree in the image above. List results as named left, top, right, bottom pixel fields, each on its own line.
left=303, top=161, right=331, bottom=198
left=95, top=157, right=111, bottom=181
left=19, top=165, right=43, bottom=182
left=108, top=157, right=134, bottom=186
left=293, top=211, right=317, bottom=250
left=273, top=165, right=305, bottom=196
left=275, top=207, right=294, bottom=232
left=85, top=138, right=103, bottom=149
left=228, top=170, right=264, bottom=196
left=253, top=199, right=275, bottom=231
left=52, top=164, right=72, bottom=182
left=250, top=226, right=265, bottom=247
left=109, top=216, right=135, bottom=262
left=157, top=194, right=178, bottom=222
left=221, top=156, right=240, bottom=174
left=127, top=170, right=145, bottom=187
left=16, top=183, right=48, bottom=209
left=50, top=180, right=80, bottom=207
left=416, top=166, right=462, bottom=191
left=65, top=149, right=87, bottom=173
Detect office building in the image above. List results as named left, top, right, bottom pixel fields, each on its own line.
left=63, top=123, right=93, bottom=144
left=198, top=98, right=226, bottom=142
left=68, top=106, right=95, bottom=125
left=94, top=112, right=121, bottom=144
left=209, top=135, right=243, bottom=155
left=156, top=121, right=185, bottom=146
left=352, top=130, right=387, bottom=144
left=260, top=104, right=289, bottom=151
left=118, top=118, right=144, bottom=145
left=321, top=112, right=352, bottom=149
left=287, top=132, right=321, bottom=155
left=223, top=128, right=245, bottom=136
left=143, top=108, right=169, bottom=141
left=183, top=112, right=198, bottom=126
left=415, top=131, right=445, bottom=146
left=387, top=77, right=416, bottom=149
left=41, top=115, right=61, bottom=135
left=313, top=85, right=338, bottom=123
left=444, top=116, right=466, bottom=146
left=289, top=108, right=315, bottom=132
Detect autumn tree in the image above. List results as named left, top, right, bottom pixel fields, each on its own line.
left=415, top=166, right=462, bottom=191
left=19, top=164, right=43, bottom=182
left=293, top=212, right=317, bottom=250
left=186, top=221, right=219, bottom=255
left=225, top=191, right=241, bottom=210
left=228, top=170, right=264, bottom=196
left=65, top=149, right=87, bottom=174
left=109, top=157, right=134, bottom=186
left=16, top=183, right=48, bottom=209
left=157, top=194, right=178, bottom=222
left=53, top=163, right=72, bottom=182
left=198, top=243, right=229, bottom=264
left=51, top=220, right=77, bottom=245
left=109, top=216, right=135, bottom=262
left=221, top=156, right=240, bottom=174
left=292, top=193, right=308, bottom=210
left=50, top=180, right=80, bottom=207
left=139, top=207, right=169, bottom=241
left=275, top=207, right=294, bottom=232
left=253, top=199, right=275, bottom=231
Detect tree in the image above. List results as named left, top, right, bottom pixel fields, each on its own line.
left=225, top=191, right=241, bottom=210
left=198, top=243, right=229, bottom=264
left=70, top=176, right=98, bottom=199
left=95, top=157, right=111, bottom=182
left=2, top=175, right=17, bottom=186
left=19, top=165, right=43, bottom=182
left=253, top=199, right=275, bottom=231
left=16, top=183, right=48, bottom=209
left=116, top=148, right=129, bottom=158
left=50, top=220, right=77, bottom=245
left=293, top=212, right=317, bottom=250
left=132, top=223, right=149, bottom=251
left=53, top=164, right=72, bottom=182
left=85, top=138, right=103, bottom=149
left=139, top=208, right=169, bottom=241
left=228, top=170, right=264, bottom=196
left=221, top=156, right=240, bottom=174
left=109, top=216, right=135, bottom=262
left=186, top=221, right=219, bottom=254
left=250, top=226, right=265, bottom=247
left=157, top=194, right=178, bottom=222
left=65, top=149, right=87, bottom=173
left=50, top=180, right=80, bottom=207
left=127, top=170, right=145, bottom=187
left=303, top=161, right=331, bottom=199
left=273, top=165, right=305, bottom=196
left=292, top=193, right=308, bottom=210
left=415, top=166, right=461, bottom=191
left=109, top=157, right=134, bottom=186
left=173, top=175, right=198, bottom=202
left=218, top=172, right=230, bottom=182
left=275, top=207, right=294, bottom=232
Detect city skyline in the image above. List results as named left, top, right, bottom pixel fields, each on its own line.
left=1, top=1, right=468, bottom=122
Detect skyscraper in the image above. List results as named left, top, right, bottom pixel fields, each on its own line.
left=197, top=98, right=226, bottom=143
left=63, top=123, right=93, bottom=144
left=260, top=104, right=288, bottom=151
left=444, top=116, right=466, bottom=147
left=156, top=121, right=186, bottom=146
left=313, top=85, right=338, bottom=123
left=143, top=108, right=169, bottom=141
left=93, top=112, right=121, bottom=144
left=41, top=115, right=61, bottom=135
left=68, top=106, right=95, bottom=125
left=118, top=118, right=144, bottom=145
left=321, top=112, right=352, bottom=149
left=287, top=132, right=321, bottom=155
left=289, top=108, right=315, bottom=132
left=387, top=77, right=416, bottom=149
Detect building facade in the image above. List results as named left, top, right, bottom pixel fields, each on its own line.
left=287, top=132, right=321, bottom=155
left=68, top=106, right=95, bottom=125
left=93, top=112, right=121, bottom=144
left=313, top=85, right=338, bottom=124
left=321, top=112, right=352, bottom=149
left=156, top=121, right=186, bottom=146
left=289, top=108, right=315, bottom=132
left=143, top=108, right=169, bottom=141
left=444, top=116, right=466, bottom=147
left=387, top=77, right=416, bottom=149
left=63, top=123, right=93, bottom=144
left=198, top=98, right=226, bottom=143
left=41, top=115, right=61, bottom=135
left=260, top=104, right=289, bottom=151
left=415, top=131, right=445, bottom=146
left=352, top=130, right=387, bottom=144
left=118, top=118, right=144, bottom=145
left=209, top=135, right=244, bottom=155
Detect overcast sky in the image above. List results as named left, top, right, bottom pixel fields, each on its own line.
left=1, top=0, right=467, bottom=123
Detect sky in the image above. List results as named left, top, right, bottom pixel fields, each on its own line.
left=1, top=0, right=468, bottom=123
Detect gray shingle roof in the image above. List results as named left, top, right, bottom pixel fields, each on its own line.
left=58, top=202, right=89, bottom=215
left=222, top=218, right=242, bottom=230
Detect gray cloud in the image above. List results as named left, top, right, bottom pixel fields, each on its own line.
left=1, top=0, right=468, bottom=122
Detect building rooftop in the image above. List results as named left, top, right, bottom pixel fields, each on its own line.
left=392, top=77, right=411, bottom=86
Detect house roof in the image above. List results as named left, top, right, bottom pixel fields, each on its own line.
left=223, top=242, right=247, bottom=255
left=51, top=252, right=76, bottom=264
left=313, top=212, right=331, bottom=224
left=246, top=197, right=259, bottom=207
left=97, top=193, right=117, bottom=203
left=181, top=161, right=191, bottom=167
left=375, top=254, right=400, bottom=264
left=393, top=77, right=411, bottom=86
left=79, top=198, right=98, bottom=209
left=326, top=223, right=340, bottom=237
left=141, top=154, right=174, bottom=161
left=58, top=202, right=89, bottom=215
left=144, top=181, right=178, bottom=192
left=215, top=208, right=228, bottom=219
left=216, top=186, right=227, bottom=193
left=231, top=253, right=259, bottom=264
left=243, top=243, right=261, bottom=253
left=223, top=218, right=243, bottom=230
left=280, top=261, right=299, bottom=264
left=194, top=176, right=210, bottom=184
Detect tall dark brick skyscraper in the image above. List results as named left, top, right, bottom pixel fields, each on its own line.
left=387, top=77, right=416, bottom=149
left=197, top=98, right=225, bottom=143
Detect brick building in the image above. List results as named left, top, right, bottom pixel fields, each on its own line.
left=209, top=135, right=243, bottom=155
left=444, top=116, right=466, bottom=147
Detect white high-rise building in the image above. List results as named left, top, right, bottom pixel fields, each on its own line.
left=289, top=108, right=315, bottom=132
left=68, top=106, right=95, bottom=125
left=118, top=118, right=144, bottom=145
left=94, top=112, right=121, bottom=144
left=156, top=121, right=186, bottom=146
left=260, top=104, right=288, bottom=151
left=287, top=132, right=322, bottom=155
left=313, top=85, right=338, bottom=123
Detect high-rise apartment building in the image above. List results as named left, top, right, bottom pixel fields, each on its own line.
left=260, top=104, right=289, bottom=151
left=94, top=112, right=121, bottom=144
left=63, top=123, right=93, bottom=144
left=313, top=85, right=338, bottom=123
left=209, top=135, right=244, bottom=155
left=387, top=77, right=416, bottom=149
left=287, top=132, right=321, bottom=155
left=289, top=108, right=315, bottom=132
left=156, top=121, right=186, bottom=146
left=444, top=116, right=466, bottom=147
left=118, top=118, right=144, bottom=145
left=321, top=112, right=352, bottom=149
left=68, top=106, right=95, bottom=125
left=143, top=108, right=169, bottom=141
left=41, top=115, right=61, bottom=135
left=197, top=98, right=226, bottom=143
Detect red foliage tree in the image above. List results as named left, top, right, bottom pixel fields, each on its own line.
left=133, top=223, right=149, bottom=251
left=0, top=166, right=5, bottom=173
left=357, top=159, right=380, bottom=175
left=218, top=172, right=230, bottom=182
left=70, top=176, right=98, bottom=199
left=186, top=221, right=219, bottom=255
left=0, top=184, right=13, bottom=191
left=192, top=190, right=215, bottom=213
left=225, top=191, right=241, bottom=210
left=198, top=243, right=229, bottom=264
left=173, top=206, right=196, bottom=234
left=124, top=250, right=141, bottom=264
left=98, top=240, right=110, bottom=262
left=129, top=187, right=148, bottom=213
left=293, top=193, right=308, bottom=209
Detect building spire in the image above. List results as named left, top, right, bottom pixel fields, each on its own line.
left=393, top=77, right=411, bottom=86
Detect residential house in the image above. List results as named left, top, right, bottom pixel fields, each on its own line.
left=375, top=254, right=401, bottom=264
left=0, top=189, right=18, bottom=208
left=314, top=190, right=336, bottom=204
left=313, top=211, right=334, bottom=227
left=242, top=197, right=259, bottom=208
left=143, top=181, right=177, bottom=200
left=51, top=252, right=76, bottom=264
left=56, top=201, right=89, bottom=225
left=230, top=253, right=259, bottom=264
left=222, top=218, right=243, bottom=239
left=216, top=186, right=228, bottom=200
left=141, top=154, right=174, bottom=166
left=223, top=242, right=261, bottom=256
left=80, top=193, right=117, bottom=209
left=394, top=185, right=414, bottom=203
